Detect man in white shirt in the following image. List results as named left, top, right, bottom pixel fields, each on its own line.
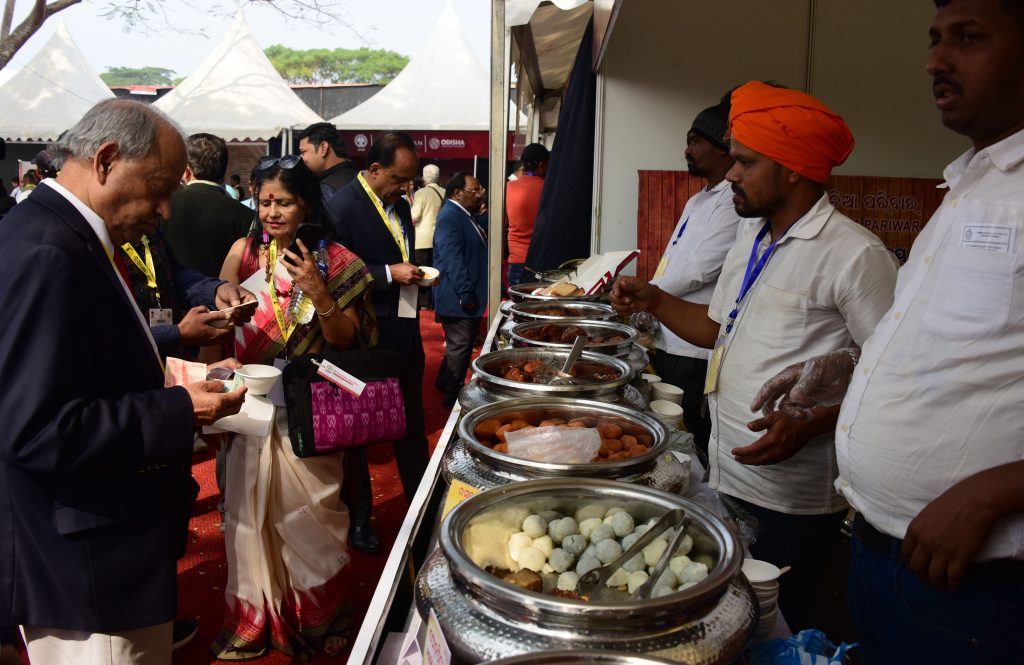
left=612, top=81, right=898, bottom=630
left=751, top=0, right=1024, bottom=660
left=649, top=100, right=745, bottom=462
left=411, top=163, right=446, bottom=309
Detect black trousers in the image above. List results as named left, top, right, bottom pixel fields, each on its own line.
left=414, top=248, right=433, bottom=309
left=651, top=350, right=711, bottom=463
left=436, top=315, right=481, bottom=404
left=731, top=497, right=847, bottom=632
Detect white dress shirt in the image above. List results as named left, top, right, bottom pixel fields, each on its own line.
left=651, top=180, right=746, bottom=360
left=707, top=194, right=898, bottom=514
left=836, top=128, right=1024, bottom=560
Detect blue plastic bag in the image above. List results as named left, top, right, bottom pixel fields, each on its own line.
left=749, top=629, right=856, bottom=665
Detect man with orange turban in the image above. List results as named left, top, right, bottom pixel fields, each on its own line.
left=612, top=81, right=898, bottom=630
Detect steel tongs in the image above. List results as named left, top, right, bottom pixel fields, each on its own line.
left=576, top=507, right=687, bottom=600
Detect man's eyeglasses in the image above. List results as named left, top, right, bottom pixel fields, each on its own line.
left=256, top=155, right=302, bottom=172
left=462, top=187, right=485, bottom=195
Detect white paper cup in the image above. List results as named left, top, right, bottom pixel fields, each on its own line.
left=651, top=382, right=684, bottom=404
left=742, top=558, right=783, bottom=584
left=649, top=399, right=683, bottom=418
left=418, top=266, right=440, bottom=286
left=235, top=364, right=282, bottom=396
left=642, top=373, right=662, bottom=385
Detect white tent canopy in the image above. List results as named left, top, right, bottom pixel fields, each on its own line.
left=154, top=12, right=320, bottom=141
left=331, top=2, right=498, bottom=131
left=0, top=21, right=115, bottom=142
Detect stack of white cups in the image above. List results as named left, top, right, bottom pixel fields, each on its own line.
left=651, top=381, right=684, bottom=405
left=648, top=400, right=684, bottom=429
left=742, top=558, right=783, bottom=638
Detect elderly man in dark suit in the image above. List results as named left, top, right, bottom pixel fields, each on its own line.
left=0, top=99, right=246, bottom=664
left=160, top=132, right=253, bottom=278
left=326, top=132, right=430, bottom=552
left=433, top=172, right=488, bottom=409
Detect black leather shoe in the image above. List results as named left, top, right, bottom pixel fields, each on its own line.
left=350, top=523, right=382, bottom=554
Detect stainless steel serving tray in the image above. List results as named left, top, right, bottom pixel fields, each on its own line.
left=470, top=348, right=633, bottom=399
left=417, top=478, right=755, bottom=663
left=509, top=320, right=638, bottom=357
left=508, top=281, right=603, bottom=303
left=508, top=300, right=618, bottom=325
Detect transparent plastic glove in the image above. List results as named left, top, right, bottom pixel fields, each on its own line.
left=630, top=311, right=660, bottom=335
left=751, top=348, right=859, bottom=420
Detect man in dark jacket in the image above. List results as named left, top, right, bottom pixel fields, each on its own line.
left=298, top=122, right=359, bottom=201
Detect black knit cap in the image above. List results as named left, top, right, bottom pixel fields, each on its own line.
left=690, top=103, right=729, bottom=152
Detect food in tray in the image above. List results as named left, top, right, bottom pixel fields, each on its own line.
left=473, top=410, right=653, bottom=461
left=533, top=282, right=584, bottom=297
left=519, top=323, right=628, bottom=344
left=497, top=357, right=621, bottom=384
left=528, top=305, right=588, bottom=317
left=481, top=507, right=712, bottom=600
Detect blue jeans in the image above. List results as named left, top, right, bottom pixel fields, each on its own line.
left=849, top=519, right=1024, bottom=664
left=506, top=263, right=526, bottom=288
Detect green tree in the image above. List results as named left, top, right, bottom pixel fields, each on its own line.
left=264, top=45, right=408, bottom=85
left=100, top=65, right=176, bottom=86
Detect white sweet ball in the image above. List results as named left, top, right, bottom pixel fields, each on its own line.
left=652, top=568, right=677, bottom=590
left=595, top=538, right=623, bottom=564
left=575, top=504, right=607, bottom=523
left=508, top=532, right=533, bottom=563
left=589, top=523, right=616, bottom=544
left=522, top=514, right=548, bottom=539
left=652, top=585, right=675, bottom=598
left=620, top=532, right=642, bottom=551
left=634, top=524, right=651, bottom=536
left=575, top=553, right=602, bottom=576
left=604, top=506, right=627, bottom=518
left=557, top=571, right=580, bottom=591
left=548, top=516, right=579, bottom=544
left=578, top=517, right=604, bottom=541
left=549, top=548, right=574, bottom=573
left=642, top=539, right=669, bottom=567
left=561, top=534, right=587, bottom=557
left=604, top=511, right=635, bottom=538
left=581, top=544, right=597, bottom=561
left=518, top=546, right=547, bottom=572
left=605, top=567, right=630, bottom=588
left=532, top=535, right=554, bottom=557
left=672, top=534, right=694, bottom=557
left=669, top=555, right=692, bottom=580
left=627, top=570, right=650, bottom=594
left=678, top=561, right=709, bottom=584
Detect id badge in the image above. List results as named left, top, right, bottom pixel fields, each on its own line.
left=653, top=256, right=668, bottom=279
left=703, top=334, right=727, bottom=395
left=149, top=308, right=173, bottom=326
left=398, top=284, right=418, bottom=318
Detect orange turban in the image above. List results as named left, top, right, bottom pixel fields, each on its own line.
left=729, top=81, right=854, bottom=184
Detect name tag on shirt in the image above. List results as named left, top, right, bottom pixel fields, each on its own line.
left=398, top=284, right=418, bottom=318
left=149, top=308, right=173, bottom=326
left=653, top=256, right=668, bottom=279
left=704, top=334, right=727, bottom=394
left=960, top=224, right=1015, bottom=253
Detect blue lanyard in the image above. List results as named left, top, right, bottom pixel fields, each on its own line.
left=725, top=222, right=786, bottom=334
left=670, top=218, right=689, bottom=246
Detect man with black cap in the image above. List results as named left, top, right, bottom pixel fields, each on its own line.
left=645, top=98, right=745, bottom=464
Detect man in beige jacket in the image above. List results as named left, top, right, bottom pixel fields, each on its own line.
left=411, top=163, right=445, bottom=309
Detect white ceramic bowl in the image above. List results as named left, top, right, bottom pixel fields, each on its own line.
left=419, top=266, right=440, bottom=286
left=742, top=558, right=783, bottom=584
left=234, top=364, right=282, bottom=396
left=651, top=382, right=684, bottom=404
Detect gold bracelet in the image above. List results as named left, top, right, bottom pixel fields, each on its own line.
left=315, top=302, right=338, bottom=318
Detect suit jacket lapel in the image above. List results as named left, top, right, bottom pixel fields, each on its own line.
left=32, top=185, right=165, bottom=381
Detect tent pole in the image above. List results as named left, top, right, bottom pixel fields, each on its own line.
left=487, top=0, right=509, bottom=325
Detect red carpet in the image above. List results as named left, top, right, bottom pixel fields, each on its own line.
left=173, top=316, right=457, bottom=664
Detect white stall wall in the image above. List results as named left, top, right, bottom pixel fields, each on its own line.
left=595, top=0, right=967, bottom=255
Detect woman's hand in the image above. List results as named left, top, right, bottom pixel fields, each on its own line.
left=281, top=239, right=327, bottom=299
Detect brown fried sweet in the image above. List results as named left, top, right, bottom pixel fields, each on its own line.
left=597, top=422, right=623, bottom=439
left=495, top=424, right=515, bottom=443
left=474, top=418, right=503, bottom=442
left=476, top=411, right=653, bottom=463
left=559, top=325, right=585, bottom=343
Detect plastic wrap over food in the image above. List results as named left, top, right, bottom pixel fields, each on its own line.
left=505, top=426, right=602, bottom=464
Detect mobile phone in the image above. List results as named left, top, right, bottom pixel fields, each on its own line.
left=207, top=367, right=235, bottom=381
left=218, top=300, right=258, bottom=315
left=286, top=223, right=328, bottom=259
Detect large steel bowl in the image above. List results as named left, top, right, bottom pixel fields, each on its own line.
left=470, top=348, right=633, bottom=401
left=489, top=652, right=676, bottom=665
left=508, top=300, right=618, bottom=325
left=509, top=320, right=638, bottom=357
left=508, top=281, right=603, bottom=303
left=417, top=478, right=756, bottom=663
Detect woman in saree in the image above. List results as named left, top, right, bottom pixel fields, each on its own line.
left=212, top=156, right=376, bottom=660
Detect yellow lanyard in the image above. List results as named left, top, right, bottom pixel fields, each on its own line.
left=357, top=172, right=408, bottom=262
left=120, top=236, right=161, bottom=302
left=267, top=240, right=300, bottom=342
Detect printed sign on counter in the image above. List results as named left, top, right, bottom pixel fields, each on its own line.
left=422, top=609, right=451, bottom=665
left=441, top=479, right=481, bottom=520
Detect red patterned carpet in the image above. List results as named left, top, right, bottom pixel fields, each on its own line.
left=173, top=316, right=457, bottom=664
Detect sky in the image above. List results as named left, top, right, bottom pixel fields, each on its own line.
left=3, top=0, right=491, bottom=79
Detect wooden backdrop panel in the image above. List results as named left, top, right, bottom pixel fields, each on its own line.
left=635, top=171, right=945, bottom=279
